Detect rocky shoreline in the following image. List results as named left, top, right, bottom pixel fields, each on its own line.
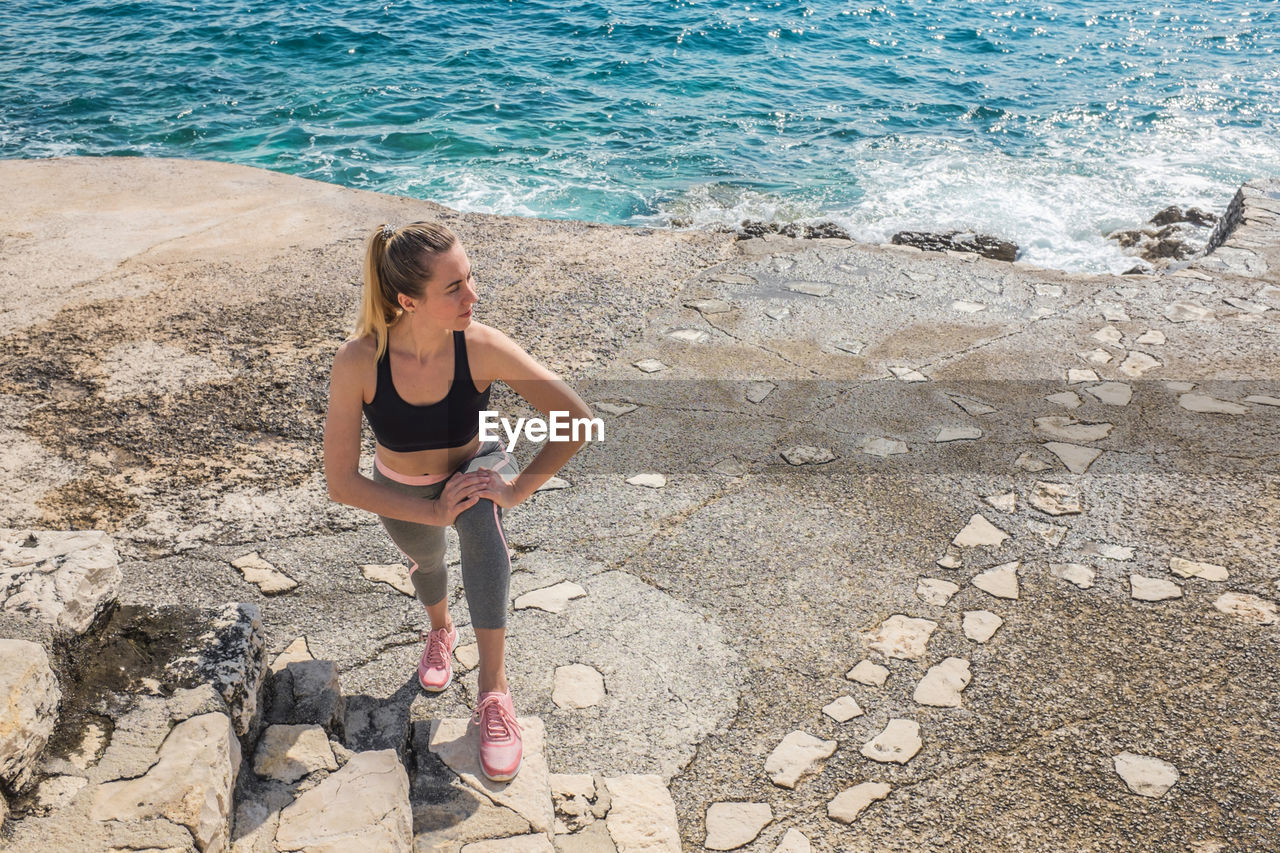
left=2, top=158, right=1279, bottom=851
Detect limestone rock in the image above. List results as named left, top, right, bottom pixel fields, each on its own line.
left=92, top=712, right=241, bottom=853
left=1081, top=348, right=1113, bottom=365
left=553, top=664, right=606, bottom=709
left=275, top=749, right=412, bottom=852
left=972, top=560, right=1020, bottom=600
left=773, top=828, right=812, bottom=852
left=667, top=328, right=711, bottom=344
left=514, top=581, right=587, bottom=613
left=267, top=658, right=344, bottom=734
left=764, top=306, right=790, bottom=320
left=1014, top=452, right=1052, bottom=473
left=936, top=551, right=962, bottom=569
left=360, top=563, right=414, bottom=597
left=231, top=552, right=297, bottom=595
left=705, top=802, right=773, bottom=850
left=1213, top=592, right=1277, bottom=625
left=1084, top=542, right=1135, bottom=561
left=456, top=642, right=480, bottom=670
left=1130, top=575, right=1182, bottom=601
left=1027, top=519, right=1068, bottom=548
left=888, top=366, right=927, bottom=382
left=603, top=775, right=681, bottom=852
left=860, top=719, right=921, bottom=765
left=1178, top=393, right=1248, bottom=414
left=550, top=773, right=607, bottom=834
left=746, top=382, right=775, bottom=404
left=952, top=513, right=1009, bottom=548
left=846, top=660, right=889, bottom=686
left=626, top=472, right=667, bottom=488
left=594, top=402, right=638, bottom=416
left=1092, top=326, right=1124, bottom=346
left=936, top=427, right=982, bottom=442
left=786, top=281, right=832, bottom=297
left=1045, top=391, right=1082, bottom=409
left=1118, top=351, right=1161, bottom=378
left=633, top=358, right=666, bottom=373
left=1051, top=563, right=1096, bottom=589
left=431, top=716, right=553, bottom=834
left=1029, top=481, right=1082, bottom=515
left=1067, top=368, right=1099, bottom=384
left=0, top=528, right=121, bottom=635
left=913, top=657, right=972, bottom=707
left=865, top=615, right=938, bottom=660
left=1164, top=301, right=1213, bottom=322
left=1113, top=751, right=1179, bottom=798
left=822, top=696, right=863, bottom=722
left=1086, top=381, right=1134, bottom=406
left=1043, top=441, right=1103, bottom=474
left=952, top=300, right=986, bottom=313
left=951, top=396, right=996, bottom=416
left=962, top=611, right=1003, bottom=642
left=827, top=781, right=892, bottom=823
left=765, top=731, right=837, bottom=789
left=685, top=298, right=732, bottom=315
left=1034, top=416, right=1114, bottom=443
left=1170, top=557, right=1228, bottom=582
left=1135, top=330, right=1165, bottom=345
left=0, top=639, right=61, bottom=791
left=34, top=772, right=87, bottom=811
left=860, top=436, right=909, bottom=456
left=270, top=636, right=313, bottom=672
left=1245, top=394, right=1280, bottom=407
left=253, top=724, right=338, bottom=783
left=983, top=491, right=1013, bottom=512
left=916, top=578, right=960, bottom=606
left=177, top=603, right=269, bottom=737
left=781, top=446, right=835, bottom=465
left=464, top=835, right=554, bottom=852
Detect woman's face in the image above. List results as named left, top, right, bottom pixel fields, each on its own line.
left=404, top=242, right=478, bottom=330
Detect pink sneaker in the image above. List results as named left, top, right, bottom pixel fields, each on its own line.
left=472, top=690, right=523, bottom=782
left=417, top=625, right=457, bottom=692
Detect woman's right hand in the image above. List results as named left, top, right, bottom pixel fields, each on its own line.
left=428, top=471, right=488, bottom=525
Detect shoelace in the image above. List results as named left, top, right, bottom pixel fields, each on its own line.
left=472, top=694, right=524, bottom=742
left=419, top=628, right=451, bottom=669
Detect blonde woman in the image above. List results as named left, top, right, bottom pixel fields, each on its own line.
left=324, top=222, right=590, bottom=781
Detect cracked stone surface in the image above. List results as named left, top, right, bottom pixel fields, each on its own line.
left=603, top=775, right=681, bottom=852
left=1029, top=481, right=1082, bottom=515
left=275, top=749, right=411, bottom=852
left=0, top=528, right=121, bottom=635
left=913, top=657, right=972, bottom=707
left=828, top=782, right=892, bottom=823
left=764, top=731, right=837, bottom=789
left=705, top=802, right=773, bottom=850
left=513, top=581, right=587, bottom=613
left=860, top=719, right=922, bottom=765
left=962, top=611, right=1003, bottom=642
left=1113, top=752, right=1179, bottom=798
left=846, top=660, right=890, bottom=686
left=430, top=716, right=554, bottom=835
left=865, top=615, right=939, bottom=661
left=972, top=561, right=1021, bottom=600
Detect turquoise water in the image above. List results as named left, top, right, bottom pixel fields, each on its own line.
left=3, top=0, right=1278, bottom=271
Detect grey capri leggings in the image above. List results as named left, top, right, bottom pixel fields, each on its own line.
left=372, top=440, right=519, bottom=630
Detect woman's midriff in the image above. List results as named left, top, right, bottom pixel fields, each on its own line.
left=375, top=435, right=482, bottom=484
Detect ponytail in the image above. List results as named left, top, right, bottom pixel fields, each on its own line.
left=354, top=221, right=459, bottom=359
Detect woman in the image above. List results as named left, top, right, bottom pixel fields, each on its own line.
left=324, top=221, right=591, bottom=782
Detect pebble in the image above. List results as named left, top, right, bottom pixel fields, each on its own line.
left=888, top=366, right=928, bottom=382
left=972, top=560, right=1021, bottom=599
left=860, top=719, right=922, bottom=765
left=1051, top=563, right=1096, bottom=589
left=1045, top=391, right=1082, bottom=409
left=827, top=782, right=892, bottom=824
left=513, top=581, right=587, bottom=613
left=553, top=664, right=606, bottom=709
left=1067, top=368, right=1099, bottom=384
left=633, top=358, right=667, bottom=373
left=1029, top=481, right=1082, bottom=515
left=1213, top=592, right=1277, bottom=625
left=746, top=381, right=776, bottom=403
left=1086, top=381, right=1133, bottom=406
left=626, top=472, right=667, bottom=488
left=916, top=578, right=960, bottom=605
left=983, top=492, right=1017, bottom=513
left=822, top=696, right=864, bottom=722
left=1119, top=351, right=1162, bottom=378
left=231, top=552, right=297, bottom=595
left=1178, top=393, right=1248, bottom=414
left=913, top=657, right=971, bottom=707
left=846, top=660, right=890, bottom=686
left=705, top=802, right=773, bottom=850
left=1042, top=441, right=1103, bottom=474
left=1169, top=557, right=1228, bottom=582
left=765, top=731, right=837, bottom=789
left=1113, top=752, right=1179, bottom=798
left=962, top=611, right=1003, bottom=642
left=935, top=426, right=982, bottom=442
left=1129, top=575, right=1182, bottom=601
left=360, top=563, right=415, bottom=597
left=781, top=445, right=835, bottom=465
left=1135, top=329, right=1166, bottom=345
left=860, top=436, right=909, bottom=456
left=865, top=614, right=938, bottom=660
left=951, top=513, right=1009, bottom=548
left=455, top=643, right=479, bottom=670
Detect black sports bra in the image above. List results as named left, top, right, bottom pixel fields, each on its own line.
left=362, top=331, right=492, bottom=452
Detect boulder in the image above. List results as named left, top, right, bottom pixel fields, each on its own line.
left=0, top=528, right=120, bottom=636
left=274, top=749, right=412, bottom=853
left=891, top=230, right=1018, bottom=262
left=0, top=639, right=61, bottom=791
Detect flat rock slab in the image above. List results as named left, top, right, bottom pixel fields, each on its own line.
left=860, top=436, right=909, bottom=456
left=935, top=427, right=982, bottom=442
left=359, top=563, right=414, bottom=597
left=913, top=657, right=972, bottom=707
left=1130, top=575, right=1182, bottom=601
left=952, top=514, right=1009, bottom=548
left=983, top=492, right=1016, bottom=513
left=253, top=723, right=337, bottom=783
left=773, top=828, right=812, bottom=852
left=865, top=615, right=938, bottom=661
left=916, top=577, right=960, bottom=606
left=231, top=551, right=297, bottom=595
left=972, top=561, right=1021, bottom=600
left=1118, top=351, right=1161, bottom=378
left=1170, top=557, right=1228, bottom=582
left=1113, top=752, right=1179, bottom=798
left=1043, top=441, right=1103, bottom=474
left=1213, top=592, right=1278, bottom=625
left=781, top=446, right=835, bottom=465
left=275, top=749, right=412, bottom=853
left=1178, top=393, right=1248, bottom=414
left=705, top=802, right=773, bottom=850
left=828, top=782, right=892, bottom=823
left=633, top=358, right=667, bottom=373
left=1086, top=382, right=1133, bottom=406
left=1029, top=481, right=1082, bottom=516
left=1046, top=391, right=1083, bottom=409
left=1051, top=563, right=1096, bottom=589
left=513, top=581, right=587, bottom=614
left=0, top=528, right=121, bottom=635
left=463, top=834, right=555, bottom=852
left=553, top=664, right=606, bottom=709
left=429, top=716, right=553, bottom=835
left=626, top=472, right=668, bottom=489
left=1034, top=416, right=1114, bottom=443
left=822, top=696, right=864, bottom=722
left=603, top=775, right=681, bottom=852
left=962, top=611, right=1003, bottom=642
left=846, top=660, right=889, bottom=686
left=860, top=719, right=922, bottom=765
left=765, top=731, right=837, bottom=789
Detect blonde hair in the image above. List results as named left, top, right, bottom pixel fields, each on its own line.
left=355, top=221, right=459, bottom=359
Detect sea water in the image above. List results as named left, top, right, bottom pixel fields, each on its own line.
left=2, top=0, right=1277, bottom=272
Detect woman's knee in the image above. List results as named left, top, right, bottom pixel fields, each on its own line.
left=454, top=497, right=501, bottom=532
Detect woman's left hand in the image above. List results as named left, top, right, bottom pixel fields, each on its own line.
left=474, top=467, right=522, bottom=509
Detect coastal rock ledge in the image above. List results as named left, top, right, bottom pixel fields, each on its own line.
left=891, top=230, right=1019, bottom=262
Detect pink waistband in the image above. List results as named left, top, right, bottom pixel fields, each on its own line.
left=374, top=444, right=485, bottom=486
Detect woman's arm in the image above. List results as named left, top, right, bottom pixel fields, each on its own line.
left=473, top=327, right=593, bottom=505
left=323, top=341, right=484, bottom=525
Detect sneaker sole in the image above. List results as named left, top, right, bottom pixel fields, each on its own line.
left=418, top=669, right=452, bottom=693
left=480, top=754, right=522, bottom=783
